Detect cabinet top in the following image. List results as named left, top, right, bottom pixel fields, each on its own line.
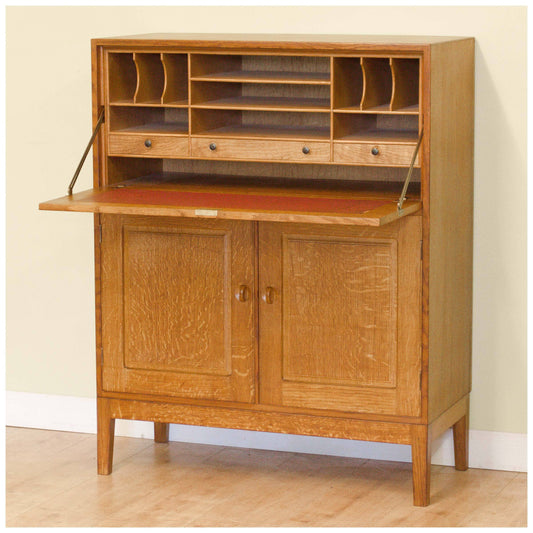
left=93, top=33, right=473, bottom=50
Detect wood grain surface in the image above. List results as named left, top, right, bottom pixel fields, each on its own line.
left=108, top=133, right=189, bottom=157
left=191, top=138, right=331, bottom=162
left=100, top=215, right=256, bottom=403
left=258, top=216, right=422, bottom=416
left=427, top=39, right=474, bottom=422
left=39, top=179, right=421, bottom=227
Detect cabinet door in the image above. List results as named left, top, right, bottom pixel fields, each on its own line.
left=258, top=216, right=421, bottom=416
left=100, top=215, right=255, bottom=403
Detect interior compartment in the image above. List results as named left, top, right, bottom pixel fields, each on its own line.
left=109, top=106, right=188, bottom=135
left=333, top=113, right=419, bottom=142
left=106, top=157, right=164, bottom=186
left=191, top=80, right=330, bottom=111
left=105, top=157, right=420, bottom=189
left=191, top=108, right=330, bottom=140
left=332, top=57, right=363, bottom=110
left=361, top=58, right=393, bottom=111
left=108, top=53, right=137, bottom=104
left=190, top=54, right=330, bottom=84
left=390, top=58, right=420, bottom=112
left=133, top=53, right=165, bottom=104
left=161, top=53, right=189, bottom=106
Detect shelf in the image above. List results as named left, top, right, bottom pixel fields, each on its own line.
left=335, top=129, right=418, bottom=143
left=110, top=100, right=188, bottom=108
left=191, top=96, right=330, bottom=112
left=39, top=173, right=421, bottom=227
left=333, top=112, right=419, bottom=145
left=190, top=70, right=331, bottom=85
left=334, top=104, right=419, bottom=115
left=193, top=125, right=330, bottom=141
left=112, top=122, right=189, bottom=135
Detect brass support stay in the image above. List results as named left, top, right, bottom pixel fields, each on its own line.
left=68, top=108, right=105, bottom=195
left=397, top=128, right=424, bottom=212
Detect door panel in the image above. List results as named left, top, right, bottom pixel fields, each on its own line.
left=101, top=215, right=255, bottom=403
left=258, top=216, right=421, bottom=416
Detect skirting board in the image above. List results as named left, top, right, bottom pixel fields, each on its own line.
left=5, top=391, right=527, bottom=472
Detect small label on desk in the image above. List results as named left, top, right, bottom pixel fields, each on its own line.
left=195, top=209, right=218, bottom=217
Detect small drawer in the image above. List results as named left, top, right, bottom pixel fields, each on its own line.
left=333, top=142, right=419, bottom=166
left=191, top=138, right=330, bottom=163
left=108, top=134, right=189, bottom=158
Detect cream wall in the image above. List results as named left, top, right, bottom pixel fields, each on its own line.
left=6, top=6, right=526, bottom=434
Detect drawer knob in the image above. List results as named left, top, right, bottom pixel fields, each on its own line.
left=209, top=142, right=217, bottom=151
left=302, top=146, right=310, bottom=155
left=144, top=139, right=152, bottom=148
left=371, top=146, right=379, bottom=156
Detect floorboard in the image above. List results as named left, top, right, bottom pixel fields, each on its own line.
left=5, top=427, right=527, bottom=527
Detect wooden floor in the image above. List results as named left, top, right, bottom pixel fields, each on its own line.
left=6, top=427, right=527, bottom=527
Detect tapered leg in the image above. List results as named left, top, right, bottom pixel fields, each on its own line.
left=411, top=425, right=431, bottom=506
left=154, top=422, right=169, bottom=443
left=97, top=398, right=115, bottom=475
left=453, top=410, right=469, bottom=471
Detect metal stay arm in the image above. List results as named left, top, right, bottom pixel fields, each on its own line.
left=397, top=128, right=424, bottom=212
left=68, top=108, right=105, bottom=195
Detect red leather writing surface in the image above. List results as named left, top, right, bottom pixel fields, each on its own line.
left=85, top=189, right=390, bottom=214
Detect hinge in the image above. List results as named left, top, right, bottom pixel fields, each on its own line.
left=419, top=366, right=423, bottom=390
left=99, top=225, right=102, bottom=244
left=100, top=347, right=104, bottom=366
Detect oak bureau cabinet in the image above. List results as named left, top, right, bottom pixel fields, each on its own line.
left=40, top=34, right=474, bottom=507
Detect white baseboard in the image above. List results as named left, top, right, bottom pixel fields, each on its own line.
left=6, top=391, right=527, bottom=472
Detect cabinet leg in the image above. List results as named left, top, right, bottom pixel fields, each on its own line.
left=411, top=425, right=431, bottom=507
left=154, top=422, right=169, bottom=443
left=97, top=398, right=115, bottom=475
left=453, top=412, right=469, bottom=471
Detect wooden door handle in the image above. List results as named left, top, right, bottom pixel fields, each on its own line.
left=236, top=284, right=250, bottom=302
left=262, top=286, right=275, bottom=304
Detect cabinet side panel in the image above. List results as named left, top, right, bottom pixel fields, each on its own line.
left=92, top=43, right=104, bottom=393
left=428, top=39, right=474, bottom=422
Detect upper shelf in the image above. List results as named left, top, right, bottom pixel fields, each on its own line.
left=39, top=173, right=421, bottom=226
left=190, top=70, right=331, bottom=85
left=190, top=95, right=331, bottom=112
left=189, top=54, right=331, bottom=87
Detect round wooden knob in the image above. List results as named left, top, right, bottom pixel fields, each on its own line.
left=262, top=287, right=275, bottom=304
left=209, top=143, right=217, bottom=151
left=302, top=146, right=310, bottom=155
left=371, top=146, right=379, bottom=156
left=144, top=139, right=152, bottom=148
left=236, top=285, right=250, bottom=302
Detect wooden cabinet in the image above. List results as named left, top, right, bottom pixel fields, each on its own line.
left=40, top=33, right=474, bottom=507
